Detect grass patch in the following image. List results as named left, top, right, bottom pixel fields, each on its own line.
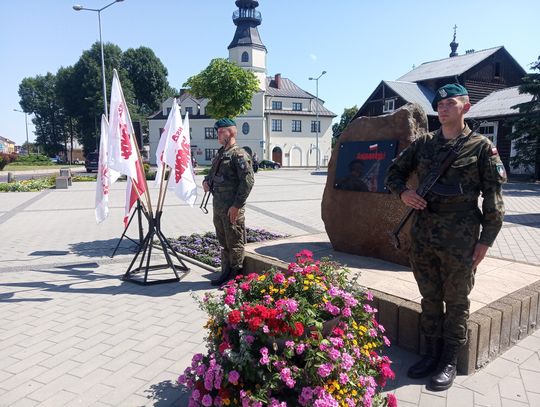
left=169, top=228, right=289, bottom=267
left=73, top=175, right=96, bottom=182
left=3, top=164, right=84, bottom=171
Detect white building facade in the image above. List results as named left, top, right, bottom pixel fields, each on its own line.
left=148, top=0, right=335, bottom=167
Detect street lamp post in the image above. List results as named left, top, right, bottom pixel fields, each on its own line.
left=73, top=0, right=125, bottom=118
left=309, top=70, right=326, bottom=170
left=13, top=109, right=30, bottom=155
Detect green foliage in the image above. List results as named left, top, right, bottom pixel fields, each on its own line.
left=72, top=175, right=96, bottom=182
left=21, top=41, right=173, bottom=155
left=9, top=154, right=53, bottom=166
left=183, top=58, right=260, bottom=119
left=0, top=153, right=11, bottom=170
left=0, top=176, right=55, bottom=192
left=509, top=56, right=540, bottom=180
left=332, top=105, right=358, bottom=141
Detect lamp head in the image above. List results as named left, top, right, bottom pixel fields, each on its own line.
left=72, top=4, right=83, bottom=11
left=308, top=77, right=314, bottom=81
left=322, top=70, right=327, bottom=75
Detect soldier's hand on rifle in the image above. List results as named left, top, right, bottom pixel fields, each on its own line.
left=228, top=206, right=239, bottom=224
left=203, top=180, right=210, bottom=193
left=400, top=189, right=427, bottom=210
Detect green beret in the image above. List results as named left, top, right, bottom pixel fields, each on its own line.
left=214, top=118, right=236, bottom=129
left=432, top=83, right=469, bottom=110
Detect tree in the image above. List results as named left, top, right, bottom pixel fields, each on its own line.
left=332, top=105, right=358, bottom=146
left=18, top=73, right=68, bottom=156
left=121, top=46, right=174, bottom=116
left=509, top=56, right=540, bottom=180
left=183, top=58, right=259, bottom=119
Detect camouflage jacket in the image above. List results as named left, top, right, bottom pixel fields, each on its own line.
left=385, top=126, right=507, bottom=246
left=205, top=144, right=254, bottom=208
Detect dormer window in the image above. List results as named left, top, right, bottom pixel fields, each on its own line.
left=383, top=99, right=395, bottom=113
left=241, top=51, right=249, bottom=63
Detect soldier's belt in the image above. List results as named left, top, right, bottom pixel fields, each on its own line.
left=213, top=186, right=236, bottom=193
left=427, top=201, right=478, bottom=213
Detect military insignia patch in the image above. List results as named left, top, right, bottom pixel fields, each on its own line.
left=439, top=89, right=448, bottom=97
left=496, top=163, right=506, bottom=178
left=491, top=147, right=498, bottom=156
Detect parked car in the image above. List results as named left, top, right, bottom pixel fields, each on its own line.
left=258, top=159, right=281, bottom=169
left=85, top=152, right=99, bottom=173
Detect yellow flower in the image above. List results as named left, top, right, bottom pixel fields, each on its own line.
left=223, top=399, right=230, bottom=406
left=351, top=389, right=358, bottom=396
left=260, top=289, right=266, bottom=294
left=307, top=274, right=315, bottom=280
left=258, top=275, right=266, bottom=281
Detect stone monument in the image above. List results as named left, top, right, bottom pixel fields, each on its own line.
left=322, top=103, right=429, bottom=266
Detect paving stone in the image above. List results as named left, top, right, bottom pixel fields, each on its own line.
left=519, top=368, right=540, bottom=393
left=489, top=301, right=514, bottom=353
left=37, top=390, right=78, bottom=407
left=516, top=334, right=540, bottom=352
left=500, top=345, right=536, bottom=365
left=483, top=357, right=519, bottom=379
left=471, top=312, right=493, bottom=368
left=394, top=383, right=422, bottom=405
left=499, top=297, right=523, bottom=346
left=398, top=301, right=421, bottom=353
left=458, top=321, right=479, bottom=375
left=508, top=291, right=531, bottom=340
left=520, top=352, right=540, bottom=372
left=499, top=398, right=529, bottom=406
left=447, top=386, right=475, bottom=407
left=418, top=392, right=446, bottom=407
left=498, top=375, right=528, bottom=403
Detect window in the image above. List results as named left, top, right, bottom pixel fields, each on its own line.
left=383, top=99, right=395, bottom=113
left=272, top=101, right=282, bottom=110
left=311, top=120, right=321, bottom=133
left=494, top=62, right=501, bottom=78
left=204, top=127, right=217, bottom=139
left=478, top=123, right=498, bottom=144
left=241, top=51, right=249, bottom=63
left=185, top=106, right=193, bottom=115
left=292, top=120, right=302, bottom=132
left=272, top=119, right=282, bottom=132
left=292, top=102, right=302, bottom=111
left=205, top=148, right=220, bottom=161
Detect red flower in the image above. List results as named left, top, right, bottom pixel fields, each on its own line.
left=228, top=310, right=242, bottom=325
left=290, top=321, right=304, bottom=337
left=218, top=341, right=230, bottom=354
left=386, top=393, right=397, bottom=407
left=248, top=316, right=263, bottom=331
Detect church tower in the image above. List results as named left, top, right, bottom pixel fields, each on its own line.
left=228, top=0, right=267, bottom=88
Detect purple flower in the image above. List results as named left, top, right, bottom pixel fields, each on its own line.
left=285, top=340, right=295, bottom=349
left=260, top=347, right=270, bottom=365
left=328, top=348, right=341, bottom=361
left=191, top=389, right=201, bottom=401
left=317, top=363, right=333, bottom=377
left=296, top=343, right=306, bottom=355
left=201, top=394, right=213, bottom=407
left=229, top=370, right=240, bottom=384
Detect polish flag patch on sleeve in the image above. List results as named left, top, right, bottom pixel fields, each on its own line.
left=491, top=147, right=499, bottom=156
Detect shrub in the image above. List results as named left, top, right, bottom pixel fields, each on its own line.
left=0, top=152, right=11, bottom=170
left=0, top=176, right=55, bottom=192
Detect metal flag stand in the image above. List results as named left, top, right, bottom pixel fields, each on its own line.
left=110, top=199, right=144, bottom=258
left=121, top=204, right=189, bottom=286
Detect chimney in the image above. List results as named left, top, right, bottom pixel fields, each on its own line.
left=274, top=73, right=281, bottom=89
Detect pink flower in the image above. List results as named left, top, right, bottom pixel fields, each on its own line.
left=317, top=362, right=333, bottom=377
left=383, top=336, right=391, bottom=346
left=229, top=370, right=240, bottom=384
left=328, top=348, right=341, bottom=361
left=201, top=394, right=212, bottom=406
left=285, top=340, right=295, bottom=349
left=273, top=273, right=285, bottom=284
left=368, top=328, right=377, bottom=337
left=386, top=393, right=397, bottom=407
left=191, top=389, right=201, bottom=401
left=342, top=307, right=352, bottom=317
left=280, top=367, right=296, bottom=388
left=366, top=291, right=373, bottom=301
left=240, top=282, right=250, bottom=291
left=296, top=343, right=306, bottom=355
left=259, top=347, right=270, bottom=365
left=224, top=295, right=235, bottom=305
left=339, top=373, right=349, bottom=384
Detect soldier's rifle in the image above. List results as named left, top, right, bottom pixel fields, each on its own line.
left=391, top=123, right=482, bottom=249
left=200, top=151, right=223, bottom=214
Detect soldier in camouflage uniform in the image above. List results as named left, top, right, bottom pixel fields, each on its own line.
left=385, top=84, right=506, bottom=391
left=203, top=118, right=254, bottom=286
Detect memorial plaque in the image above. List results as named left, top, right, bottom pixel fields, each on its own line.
left=334, top=140, right=398, bottom=193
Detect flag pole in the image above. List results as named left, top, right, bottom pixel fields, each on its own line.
left=156, top=162, right=168, bottom=213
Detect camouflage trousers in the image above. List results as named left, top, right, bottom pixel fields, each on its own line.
left=213, top=204, right=246, bottom=272
left=410, top=209, right=481, bottom=346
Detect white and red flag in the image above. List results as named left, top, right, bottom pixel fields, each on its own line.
left=369, top=143, right=378, bottom=151
left=95, top=114, right=120, bottom=223
left=107, top=69, right=146, bottom=197
left=167, top=112, right=197, bottom=206
left=154, top=98, right=183, bottom=186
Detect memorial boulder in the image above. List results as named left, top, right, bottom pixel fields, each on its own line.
left=322, top=103, right=429, bottom=266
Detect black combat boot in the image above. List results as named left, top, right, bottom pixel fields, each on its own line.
left=429, top=343, right=460, bottom=391
left=407, top=337, right=443, bottom=379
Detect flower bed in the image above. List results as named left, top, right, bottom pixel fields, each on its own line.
left=179, top=250, right=396, bottom=407
left=170, top=229, right=288, bottom=268
left=0, top=176, right=55, bottom=192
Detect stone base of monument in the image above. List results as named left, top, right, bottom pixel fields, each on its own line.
left=244, top=233, right=540, bottom=375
